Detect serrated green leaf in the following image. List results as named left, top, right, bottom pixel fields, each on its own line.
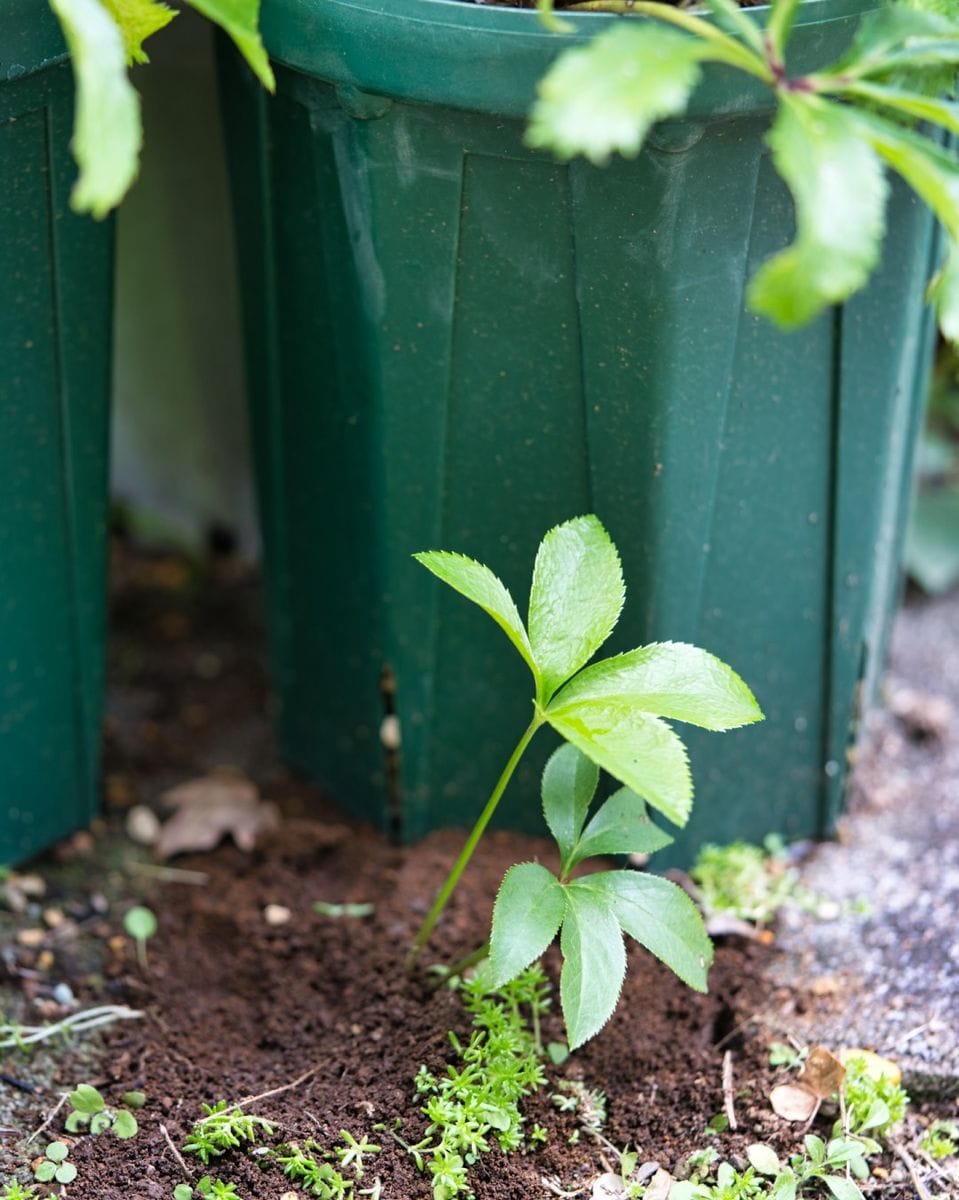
left=183, top=0, right=275, bottom=90
left=851, top=110, right=959, bottom=339
left=489, top=863, right=565, bottom=986
left=749, top=94, right=888, bottom=328
left=827, top=4, right=959, bottom=79
left=102, top=0, right=176, bottom=64
left=545, top=701, right=692, bottom=827
left=823, top=1176, right=864, bottom=1200
left=112, top=1109, right=139, bottom=1139
left=551, top=642, right=763, bottom=731
left=560, top=883, right=626, bottom=1049
left=45, top=1142, right=70, bottom=1163
left=414, top=551, right=536, bottom=677
left=527, top=24, right=709, bottom=165
left=585, top=871, right=712, bottom=991
left=527, top=515, right=624, bottom=700
left=55, top=1164, right=78, bottom=1185
left=542, top=742, right=600, bottom=866
left=48, top=0, right=142, bottom=217
left=569, top=788, right=673, bottom=868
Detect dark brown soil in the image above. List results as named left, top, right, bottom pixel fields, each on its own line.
left=0, top=542, right=931, bottom=1198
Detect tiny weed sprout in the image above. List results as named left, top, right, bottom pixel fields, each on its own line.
left=691, top=839, right=811, bottom=926
left=2, top=1183, right=39, bottom=1200
left=412, top=514, right=762, bottom=1047
left=65, top=1082, right=141, bottom=1138
left=921, top=1119, right=959, bottom=1160
left=530, top=0, right=959, bottom=343
left=841, top=1054, right=909, bottom=1137
left=123, top=905, right=158, bottom=970
left=32, top=1141, right=76, bottom=1186
left=183, top=1102, right=275, bottom=1164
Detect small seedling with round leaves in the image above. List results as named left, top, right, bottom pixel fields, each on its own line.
left=124, top=905, right=158, bottom=970
left=33, top=1142, right=77, bottom=1186
left=66, top=1083, right=141, bottom=1138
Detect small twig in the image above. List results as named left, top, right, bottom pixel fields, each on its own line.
left=722, top=1050, right=738, bottom=1130
left=0, top=1005, right=143, bottom=1049
left=196, top=1064, right=323, bottom=1123
left=160, top=1122, right=192, bottom=1181
left=27, top=1092, right=69, bottom=1145
left=891, top=1140, right=934, bottom=1200
left=540, top=1177, right=589, bottom=1198
left=126, top=860, right=209, bottom=885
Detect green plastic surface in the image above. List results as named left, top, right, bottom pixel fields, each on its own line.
left=0, top=57, right=113, bottom=864
left=219, top=0, right=938, bottom=859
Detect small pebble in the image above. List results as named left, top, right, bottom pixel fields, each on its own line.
left=52, top=983, right=75, bottom=1006
left=263, top=904, right=291, bottom=926
left=125, top=805, right=161, bottom=846
left=16, top=928, right=45, bottom=948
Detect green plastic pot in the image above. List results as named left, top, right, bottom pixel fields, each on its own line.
left=218, top=0, right=938, bottom=859
left=0, top=5, right=114, bottom=863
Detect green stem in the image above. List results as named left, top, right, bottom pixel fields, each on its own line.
left=406, top=715, right=543, bottom=970
left=564, top=0, right=774, bottom=82
left=434, top=941, right=491, bottom=984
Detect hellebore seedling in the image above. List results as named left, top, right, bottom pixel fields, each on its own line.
left=65, top=1082, right=141, bottom=1138
left=33, top=1142, right=77, bottom=1186
left=410, top=514, right=762, bottom=1045
left=529, top=0, right=959, bottom=342
left=124, top=905, right=158, bottom=970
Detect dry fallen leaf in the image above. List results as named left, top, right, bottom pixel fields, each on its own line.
left=642, top=1170, right=673, bottom=1200
left=592, top=1174, right=628, bottom=1199
left=155, top=771, right=280, bottom=859
left=769, top=1083, right=820, bottom=1123
left=800, top=1045, right=845, bottom=1098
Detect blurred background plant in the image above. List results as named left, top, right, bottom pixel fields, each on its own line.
left=907, top=344, right=959, bottom=595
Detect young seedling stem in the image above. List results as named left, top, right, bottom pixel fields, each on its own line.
left=407, top=715, right=543, bottom=969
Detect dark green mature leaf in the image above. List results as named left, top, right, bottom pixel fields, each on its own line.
left=48, top=0, right=142, bottom=217
left=102, top=0, right=176, bottom=64
left=527, top=24, right=710, bottom=165
left=414, top=551, right=536, bottom=676
left=183, top=0, right=275, bottom=89
left=561, top=883, right=626, bottom=1049
left=489, top=863, right=565, bottom=986
left=749, top=94, right=888, bottom=328
left=551, top=642, right=763, bottom=731
left=542, top=743, right=599, bottom=867
left=546, top=702, right=692, bottom=827
left=569, top=788, right=674, bottom=868
left=588, top=870, right=713, bottom=991
left=528, top=515, right=624, bottom=701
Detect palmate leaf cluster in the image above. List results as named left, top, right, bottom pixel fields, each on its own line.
left=417, top=515, right=762, bottom=1047
left=529, top=0, right=959, bottom=340
left=47, top=0, right=274, bottom=217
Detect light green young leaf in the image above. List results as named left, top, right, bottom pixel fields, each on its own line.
left=769, top=1174, right=798, bottom=1200
left=826, top=4, right=959, bottom=79
left=489, top=863, right=565, bottom=986
left=748, top=94, right=888, bottom=328
left=414, top=551, right=536, bottom=677
left=183, top=0, right=275, bottom=90
left=586, top=871, right=712, bottom=991
left=112, top=1109, right=138, bottom=1139
left=48, top=0, right=142, bottom=217
left=45, top=1143, right=70, bottom=1163
left=54, top=1164, right=78, bottom=1185
left=839, top=82, right=959, bottom=134
left=823, top=1177, right=865, bottom=1200
left=702, top=0, right=765, bottom=55
left=569, top=788, right=673, bottom=868
left=541, top=743, right=600, bottom=867
left=853, top=111, right=959, bottom=338
left=551, top=642, right=763, bottom=731
left=527, top=24, right=709, bottom=165
left=102, top=0, right=176, bottom=64
left=69, top=1084, right=105, bottom=1115
left=545, top=701, right=692, bottom=827
left=90, top=1111, right=113, bottom=1134
left=34, top=1162, right=57, bottom=1183
left=560, top=883, right=626, bottom=1049
left=747, top=1143, right=782, bottom=1176
left=765, top=0, right=804, bottom=59
left=528, top=515, right=624, bottom=701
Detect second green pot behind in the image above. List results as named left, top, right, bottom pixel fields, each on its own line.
left=218, top=0, right=938, bottom=860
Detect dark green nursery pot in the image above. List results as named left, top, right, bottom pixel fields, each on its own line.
left=219, top=0, right=939, bottom=859
left=0, top=5, right=113, bottom=862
